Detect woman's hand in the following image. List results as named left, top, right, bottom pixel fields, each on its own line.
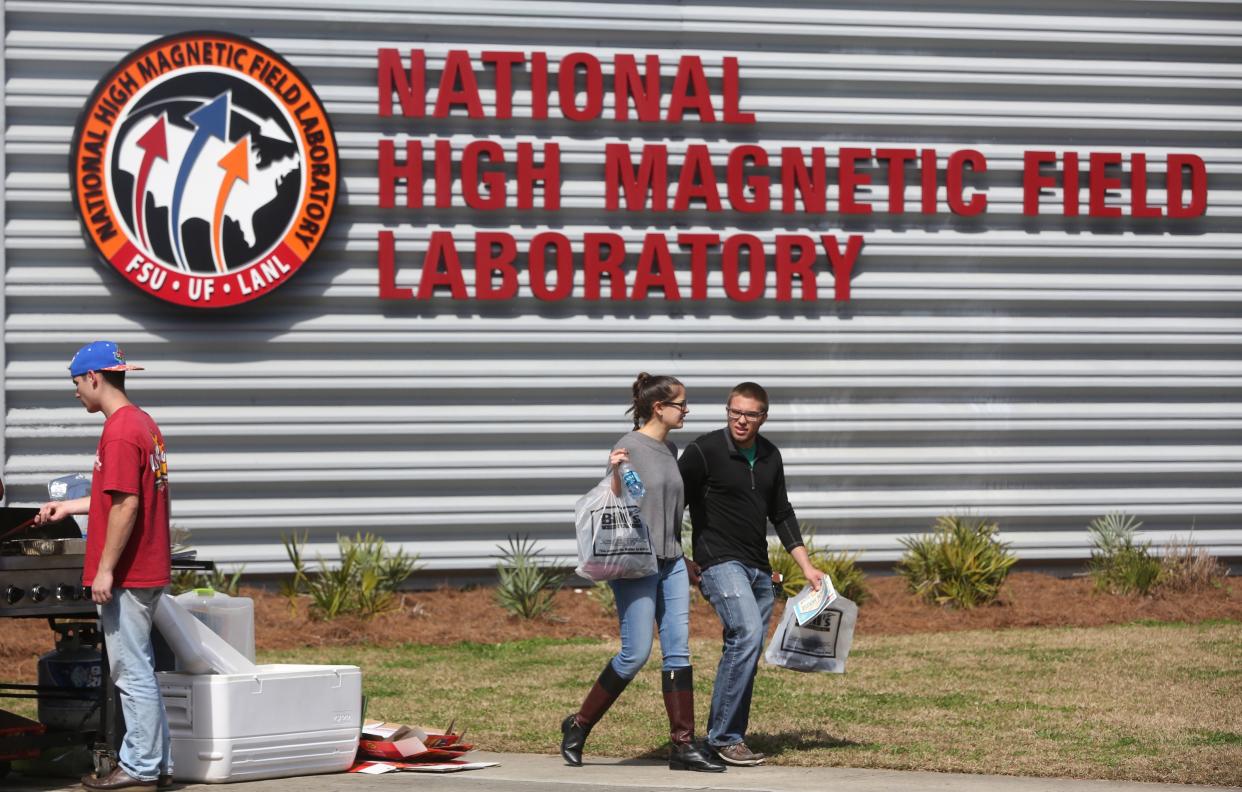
left=609, top=448, right=629, bottom=495
left=685, top=558, right=702, bottom=586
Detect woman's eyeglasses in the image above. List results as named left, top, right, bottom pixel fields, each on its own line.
left=660, top=400, right=689, bottom=412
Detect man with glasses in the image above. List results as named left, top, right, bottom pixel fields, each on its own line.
left=679, top=382, right=826, bottom=767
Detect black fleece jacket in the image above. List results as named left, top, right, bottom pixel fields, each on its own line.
left=678, top=428, right=804, bottom=573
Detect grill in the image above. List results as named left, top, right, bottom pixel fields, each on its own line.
left=0, top=506, right=213, bottom=779
left=0, top=507, right=117, bottom=777
left=1, top=507, right=95, bottom=619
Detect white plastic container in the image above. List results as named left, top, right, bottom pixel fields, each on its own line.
left=157, top=664, right=362, bottom=783
left=155, top=595, right=256, bottom=676
left=173, top=589, right=255, bottom=663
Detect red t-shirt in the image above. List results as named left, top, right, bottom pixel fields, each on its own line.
left=83, top=405, right=171, bottom=588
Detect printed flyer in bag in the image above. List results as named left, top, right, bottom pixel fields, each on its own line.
left=792, top=573, right=838, bottom=626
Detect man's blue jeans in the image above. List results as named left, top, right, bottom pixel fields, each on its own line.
left=99, top=587, right=171, bottom=781
left=607, top=557, right=690, bottom=678
left=699, top=561, right=775, bottom=748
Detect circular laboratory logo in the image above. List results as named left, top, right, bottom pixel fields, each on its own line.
left=70, top=32, right=338, bottom=308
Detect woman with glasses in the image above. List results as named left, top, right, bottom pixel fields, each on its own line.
left=560, top=373, right=724, bottom=773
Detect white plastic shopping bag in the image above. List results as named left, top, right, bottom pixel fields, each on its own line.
left=765, top=583, right=858, bottom=673
left=573, top=473, right=657, bottom=582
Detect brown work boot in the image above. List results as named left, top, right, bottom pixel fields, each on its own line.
left=559, top=662, right=630, bottom=766
left=712, top=742, right=766, bottom=766
left=81, top=767, right=156, bottom=792
left=662, top=667, right=725, bottom=773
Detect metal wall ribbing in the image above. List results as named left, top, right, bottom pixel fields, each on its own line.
left=3, top=1, right=1240, bottom=573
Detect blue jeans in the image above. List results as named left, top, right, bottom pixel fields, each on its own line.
left=99, top=588, right=171, bottom=781
left=699, top=561, right=775, bottom=747
left=607, top=557, right=690, bottom=678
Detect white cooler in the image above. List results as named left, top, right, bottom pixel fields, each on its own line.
left=157, top=664, right=362, bottom=783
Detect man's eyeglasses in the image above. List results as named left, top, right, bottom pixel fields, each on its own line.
left=660, top=400, right=689, bottom=412
left=727, top=407, right=766, bottom=422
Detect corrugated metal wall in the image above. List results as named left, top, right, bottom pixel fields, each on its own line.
left=3, top=0, right=1240, bottom=574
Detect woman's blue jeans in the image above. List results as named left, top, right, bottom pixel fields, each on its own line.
left=698, top=561, right=775, bottom=748
left=606, top=556, right=690, bottom=678
left=99, top=587, right=172, bottom=781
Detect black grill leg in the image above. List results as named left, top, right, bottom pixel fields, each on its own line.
left=92, top=637, right=123, bottom=776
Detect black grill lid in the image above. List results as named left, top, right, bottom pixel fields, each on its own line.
left=0, top=506, right=81, bottom=548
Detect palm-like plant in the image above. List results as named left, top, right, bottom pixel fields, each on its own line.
left=897, top=514, right=1017, bottom=608
left=494, top=535, right=566, bottom=619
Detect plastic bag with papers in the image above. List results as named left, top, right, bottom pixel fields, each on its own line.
left=573, top=473, right=657, bottom=582
left=765, top=583, right=858, bottom=673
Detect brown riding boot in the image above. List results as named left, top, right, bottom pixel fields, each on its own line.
left=662, top=667, right=726, bottom=772
left=560, top=662, right=630, bottom=766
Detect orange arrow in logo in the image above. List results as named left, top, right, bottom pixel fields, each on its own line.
left=212, top=136, right=250, bottom=274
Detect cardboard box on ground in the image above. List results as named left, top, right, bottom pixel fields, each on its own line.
left=352, top=720, right=498, bottom=774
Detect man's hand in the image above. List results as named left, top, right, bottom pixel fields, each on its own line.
left=35, top=501, right=72, bottom=525
left=802, top=565, right=827, bottom=592
left=92, top=493, right=137, bottom=607
left=685, top=558, right=702, bottom=586
left=34, top=496, right=89, bottom=525
left=790, top=545, right=827, bottom=592
left=91, top=569, right=114, bottom=605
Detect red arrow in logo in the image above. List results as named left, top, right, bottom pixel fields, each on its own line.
left=133, top=114, right=168, bottom=253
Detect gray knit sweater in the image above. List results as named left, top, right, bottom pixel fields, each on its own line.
left=611, top=430, right=684, bottom=560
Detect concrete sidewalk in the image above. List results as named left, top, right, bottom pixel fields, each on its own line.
left=4, top=752, right=1237, bottom=792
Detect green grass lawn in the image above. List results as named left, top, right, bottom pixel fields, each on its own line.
left=262, top=620, right=1242, bottom=786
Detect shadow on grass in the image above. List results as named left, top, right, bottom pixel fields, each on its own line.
left=750, top=729, right=869, bottom=756
left=621, top=729, right=865, bottom=762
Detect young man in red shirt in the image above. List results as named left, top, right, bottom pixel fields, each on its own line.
left=37, top=341, right=171, bottom=791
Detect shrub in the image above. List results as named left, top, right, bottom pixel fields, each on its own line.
left=282, top=531, right=420, bottom=619
left=768, top=525, right=870, bottom=604
left=1087, top=513, right=1162, bottom=596
left=494, top=535, right=566, bottom=619
left=817, top=549, right=871, bottom=605
left=168, top=526, right=245, bottom=596
left=170, top=568, right=198, bottom=595
left=171, top=565, right=246, bottom=597
left=1160, top=537, right=1229, bottom=592
left=897, top=514, right=1017, bottom=608
left=587, top=581, right=616, bottom=616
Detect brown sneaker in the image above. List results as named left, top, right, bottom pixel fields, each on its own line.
left=711, top=742, right=766, bottom=766
left=80, top=767, right=156, bottom=792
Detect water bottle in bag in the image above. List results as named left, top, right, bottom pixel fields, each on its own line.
left=619, top=461, right=645, bottom=500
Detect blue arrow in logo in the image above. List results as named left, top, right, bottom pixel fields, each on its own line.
left=170, top=92, right=230, bottom=270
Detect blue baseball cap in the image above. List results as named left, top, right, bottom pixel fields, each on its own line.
left=68, top=341, right=145, bottom=378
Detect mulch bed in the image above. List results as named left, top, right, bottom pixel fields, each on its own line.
left=2, top=573, right=1237, bottom=683
left=257, top=571, right=1242, bottom=648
